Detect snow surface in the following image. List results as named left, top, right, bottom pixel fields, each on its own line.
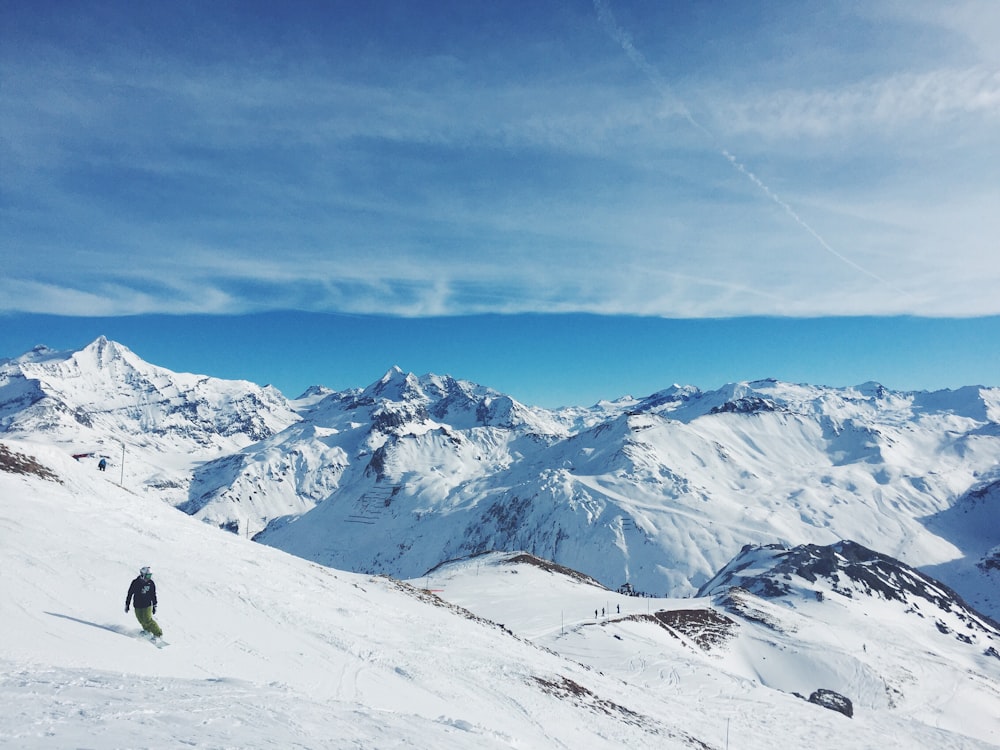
left=2, top=440, right=999, bottom=749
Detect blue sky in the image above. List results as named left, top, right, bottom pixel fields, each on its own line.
left=2, top=1, right=999, bottom=406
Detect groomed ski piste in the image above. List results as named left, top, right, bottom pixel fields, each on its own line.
left=2, top=439, right=998, bottom=749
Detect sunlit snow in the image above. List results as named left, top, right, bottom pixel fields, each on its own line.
left=2, top=443, right=998, bottom=748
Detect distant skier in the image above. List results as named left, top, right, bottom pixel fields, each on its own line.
left=125, top=566, right=162, bottom=639
left=98, top=457, right=107, bottom=471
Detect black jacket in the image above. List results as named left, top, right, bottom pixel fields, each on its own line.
left=126, top=576, right=157, bottom=610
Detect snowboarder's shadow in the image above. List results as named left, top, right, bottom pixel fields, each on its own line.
left=44, top=611, right=133, bottom=637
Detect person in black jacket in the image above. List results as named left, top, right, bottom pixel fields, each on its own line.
left=125, top=566, right=162, bottom=638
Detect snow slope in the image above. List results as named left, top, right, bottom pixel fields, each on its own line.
left=0, top=440, right=695, bottom=748
left=2, top=439, right=998, bottom=748
left=427, top=550, right=1000, bottom=747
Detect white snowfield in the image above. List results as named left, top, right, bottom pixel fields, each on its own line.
left=2, top=441, right=998, bottom=749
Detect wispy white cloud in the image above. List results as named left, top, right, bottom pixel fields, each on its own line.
left=0, top=277, right=236, bottom=317
left=707, top=67, right=1000, bottom=142
left=867, top=0, right=1000, bottom=65
left=2, top=1, right=999, bottom=319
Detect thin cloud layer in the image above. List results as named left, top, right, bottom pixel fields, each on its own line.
left=2, top=1, right=998, bottom=318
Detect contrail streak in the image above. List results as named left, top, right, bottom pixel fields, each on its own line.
left=593, top=0, right=905, bottom=294
left=593, top=0, right=709, bottom=137
left=720, top=150, right=899, bottom=288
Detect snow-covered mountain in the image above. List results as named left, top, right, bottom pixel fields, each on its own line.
left=254, top=372, right=1000, bottom=621
left=3, top=338, right=999, bottom=625
left=697, top=540, right=999, bottom=644
left=3, top=441, right=999, bottom=747
left=0, top=337, right=299, bottom=503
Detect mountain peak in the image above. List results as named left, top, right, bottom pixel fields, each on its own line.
left=380, top=365, right=406, bottom=381
left=84, top=335, right=115, bottom=353
left=1, top=338, right=300, bottom=491
left=67, top=336, right=147, bottom=377
left=368, top=366, right=421, bottom=399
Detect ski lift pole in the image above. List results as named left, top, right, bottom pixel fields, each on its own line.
left=120, top=440, right=125, bottom=485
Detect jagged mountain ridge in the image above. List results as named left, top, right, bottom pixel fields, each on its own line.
left=2, top=338, right=998, bottom=621
left=0, top=337, right=299, bottom=497
left=698, top=540, right=1000, bottom=646
left=0, top=337, right=296, bottom=441
left=254, top=370, right=1000, bottom=618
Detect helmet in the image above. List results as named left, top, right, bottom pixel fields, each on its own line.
left=139, top=566, right=152, bottom=578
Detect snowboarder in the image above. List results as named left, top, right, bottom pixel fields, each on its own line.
left=125, top=566, right=162, bottom=638
left=98, top=457, right=107, bottom=471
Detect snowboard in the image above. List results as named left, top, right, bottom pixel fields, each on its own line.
left=137, top=630, right=169, bottom=648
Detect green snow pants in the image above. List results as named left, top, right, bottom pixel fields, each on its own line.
left=134, top=606, right=162, bottom=637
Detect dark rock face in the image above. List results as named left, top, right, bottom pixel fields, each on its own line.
left=699, top=540, right=1000, bottom=643
left=0, top=443, right=60, bottom=482
left=650, top=608, right=738, bottom=651
left=761, top=540, right=962, bottom=607
left=808, top=688, right=853, bottom=718
left=372, top=403, right=429, bottom=433
left=709, top=397, right=778, bottom=415
left=978, top=548, right=1000, bottom=573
